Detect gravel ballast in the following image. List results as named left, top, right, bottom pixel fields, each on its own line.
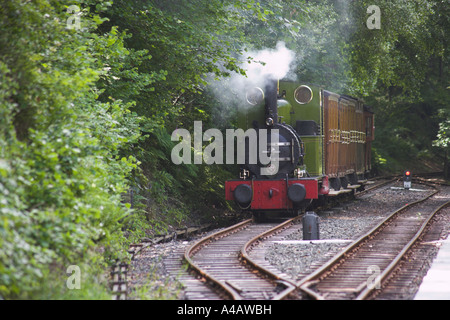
left=264, top=181, right=436, bottom=279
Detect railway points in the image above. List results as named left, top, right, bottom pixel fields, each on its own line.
left=294, top=184, right=449, bottom=300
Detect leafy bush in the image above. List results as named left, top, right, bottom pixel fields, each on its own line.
left=0, top=0, right=143, bottom=298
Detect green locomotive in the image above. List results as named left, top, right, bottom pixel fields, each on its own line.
left=225, top=78, right=374, bottom=215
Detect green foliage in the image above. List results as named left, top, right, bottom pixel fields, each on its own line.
left=348, top=0, right=444, bottom=100
left=94, top=0, right=269, bottom=228
left=433, top=107, right=450, bottom=178
left=433, top=114, right=450, bottom=149
left=100, top=1, right=256, bottom=128
left=0, top=0, right=143, bottom=298
left=340, top=0, right=448, bottom=172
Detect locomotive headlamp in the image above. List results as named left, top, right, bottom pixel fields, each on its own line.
left=265, top=117, right=274, bottom=126
left=246, top=87, right=264, bottom=106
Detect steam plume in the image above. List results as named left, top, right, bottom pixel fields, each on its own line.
left=208, top=41, right=297, bottom=126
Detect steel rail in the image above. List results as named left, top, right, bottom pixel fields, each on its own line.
left=355, top=178, right=396, bottom=197
left=240, top=217, right=300, bottom=298
left=184, top=218, right=253, bottom=300
left=295, top=187, right=440, bottom=300
left=184, top=216, right=305, bottom=300
left=356, top=199, right=450, bottom=300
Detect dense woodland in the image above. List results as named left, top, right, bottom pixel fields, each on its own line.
left=0, top=0, right=448, bottom=299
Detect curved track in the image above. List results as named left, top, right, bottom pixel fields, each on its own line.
left=293, top=186, right=450, bottom=300
left=184, top=218, right=298, bottom=300
left=171, top=176, right=448, bottom=300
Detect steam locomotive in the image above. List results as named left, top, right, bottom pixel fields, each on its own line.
left=225, top=78, right=374, bottom=219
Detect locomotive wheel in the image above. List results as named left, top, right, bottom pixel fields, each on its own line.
left=340, top=176, right=349, bottom=189
left=348, top=173, right=358, bottom=185
left=330, top=178, right=341, bottom=191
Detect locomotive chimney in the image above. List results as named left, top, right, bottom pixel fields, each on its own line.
left=264, top=77, right=278, bottom=126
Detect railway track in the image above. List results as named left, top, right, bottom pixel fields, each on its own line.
left=293, top=186, right=450, bottom=300
left=127, top=174, right=448, bottom=300
left=184, top=218, right=298, bottom=300
left=179, top=178, right=445, bottom=300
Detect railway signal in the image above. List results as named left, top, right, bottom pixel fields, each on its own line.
left=403, top=170, right=412, bottom=189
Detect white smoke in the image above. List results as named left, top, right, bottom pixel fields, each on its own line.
left=208, top=41, right=297, bottom=126
left=244, top=41, right=297, bottom=83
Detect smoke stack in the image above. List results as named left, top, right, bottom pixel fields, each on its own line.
left=265, top=77, right=278, bottom=126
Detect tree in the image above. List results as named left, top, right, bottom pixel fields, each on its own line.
left=0, top=0, right=143, bottom=298
left=433, top=107, right=450, bottom=178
